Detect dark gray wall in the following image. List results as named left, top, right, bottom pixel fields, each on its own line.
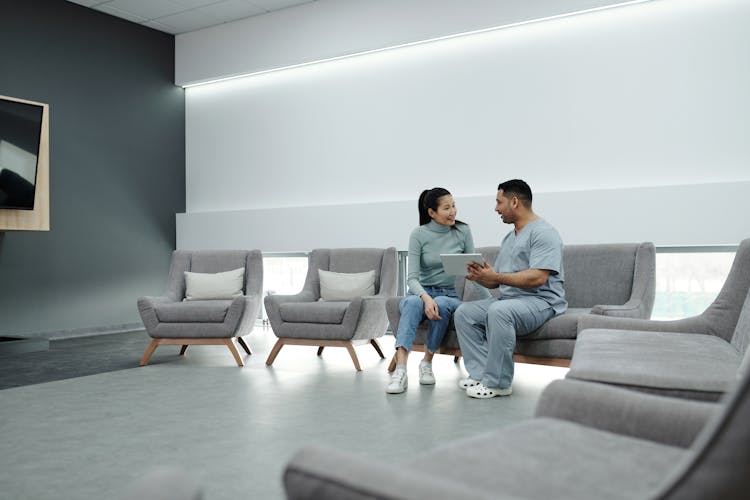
left=0, top=0, right=185, bottom=336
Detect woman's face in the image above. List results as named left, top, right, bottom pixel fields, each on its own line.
left=428, top=195, right=457, bottom=226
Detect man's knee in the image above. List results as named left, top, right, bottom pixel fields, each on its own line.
left=454, top=303, right=470, bottom=325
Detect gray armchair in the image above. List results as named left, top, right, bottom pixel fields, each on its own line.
left=567, top=238, right=750, bottom=401
left=264, top=247, right=398, bottom=371
left=137, top=249, right=263, bottom=367
left=283, top=367, right=750, bottom=500
left=387, top=242, right=655, bottom=370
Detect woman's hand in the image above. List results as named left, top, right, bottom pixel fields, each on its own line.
left=421, top=294, right=442, bottom=320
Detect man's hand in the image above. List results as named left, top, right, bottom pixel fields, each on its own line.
left=422, top=294, right=442, bottom=320
left=466, top=261, right=500, bottom=289
left=467, top=262, right=552, bottom=290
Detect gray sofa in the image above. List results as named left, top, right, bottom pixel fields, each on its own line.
left=264, top=247, right=398, bottom=371
left=386, top=242, right=655, bottom=369
left=567, top=238, right=750, bottom=401
left=283, top=367, right=750, bottom=500
left=137, top=249, right=263, bottom=366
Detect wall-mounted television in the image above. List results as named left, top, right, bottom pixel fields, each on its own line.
left=0, top=97, right=43, bottom=210
left=0, top=95, right=49, bottom=231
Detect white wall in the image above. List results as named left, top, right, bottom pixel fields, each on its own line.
left=179, top=0, right=750, bottom=251
left=176, top=0, right=639, bottom=86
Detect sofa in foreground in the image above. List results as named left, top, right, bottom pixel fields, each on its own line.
left=283, top=369, right=749, bottom=500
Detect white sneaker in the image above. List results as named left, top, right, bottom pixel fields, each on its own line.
left=386, top=369, right=408, bottom=394
left=466, top=383, right=512, bottom=399
left=419, top=362, right=435, bottom=385
left=458, top=377, right=480, bottom=390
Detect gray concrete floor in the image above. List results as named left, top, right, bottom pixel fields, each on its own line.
left=0, top=326, right=567, bottom=499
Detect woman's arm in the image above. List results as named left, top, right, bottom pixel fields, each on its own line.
left=406, top=230, right=426, bottom=297
left=406, top=229, right=441, bottom=320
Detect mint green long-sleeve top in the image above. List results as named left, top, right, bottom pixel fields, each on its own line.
left=407, top=220, right=479, bottom=297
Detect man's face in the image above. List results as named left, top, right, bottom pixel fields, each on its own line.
left=495, top=190, right=516, bottom=224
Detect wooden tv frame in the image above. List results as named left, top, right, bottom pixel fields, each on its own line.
left=0, top=95, right=50, bottom=231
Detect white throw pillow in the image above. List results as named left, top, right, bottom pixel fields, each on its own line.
left=184, top=267, right=245, bottom=301
left=319, top=269, right=376, bottom=301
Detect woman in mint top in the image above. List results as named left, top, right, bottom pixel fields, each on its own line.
left=387, top=187, right=479, bottom=394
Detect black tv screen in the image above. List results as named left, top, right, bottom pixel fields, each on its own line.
left=0, top=97, right=44, bottom=210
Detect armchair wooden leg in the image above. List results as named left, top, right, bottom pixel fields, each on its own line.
left=370, top=339, right=385, bottom=359
left=179, top=345, right=189, bottom=356
left=223, top=339, right=244, bottom=367
left=317, top=346, right=325, bottom=356
left=387, top=353, right=397, bottom=372
left=266, top=339, right=285, bottom=366
left=344, top=342, right=362, bottom=372
left=140, top=340, right=160, bottom=366
left=237, top=336, right=252, bottom=355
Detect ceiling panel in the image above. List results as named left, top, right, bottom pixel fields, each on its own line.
left=66, top=0, right=317, bottom=34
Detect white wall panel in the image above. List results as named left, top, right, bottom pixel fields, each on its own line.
left=177, top=181, right=750, bottom=251
left=176, top=0, right=639, bottom=86
left=181, top=0, right=750, bottom=251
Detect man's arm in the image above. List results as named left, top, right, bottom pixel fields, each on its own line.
left=466, top=261, right=551, bottom=289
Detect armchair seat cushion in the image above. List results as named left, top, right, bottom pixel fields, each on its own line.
left=154, top=300, right=232, bottom=323
left=280, top=301, right=350, bottom=324
left=568, top=329, right=742, bottom=400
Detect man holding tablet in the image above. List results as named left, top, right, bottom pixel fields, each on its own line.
left=454, top=179, right=567, bottom=399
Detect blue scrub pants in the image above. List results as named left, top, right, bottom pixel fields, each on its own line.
left=454, top=297, right=554, bottom=389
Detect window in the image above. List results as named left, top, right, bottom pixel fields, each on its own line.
left=261, top=254, right=308, bottom=321
left=652, top=248, right=736, bottom=320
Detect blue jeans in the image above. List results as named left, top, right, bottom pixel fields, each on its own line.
left=395, top=287, right=461, bottom=353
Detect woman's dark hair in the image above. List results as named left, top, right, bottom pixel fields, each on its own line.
left=418, top=187, right=464, bottom=226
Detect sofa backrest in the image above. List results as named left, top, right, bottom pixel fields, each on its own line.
left=459, top=243, right=654, bottom=310
left=166, top=250, right=259, bottom=299
left=563, top=243, right=642, bottom=308
left=655, top=354, right=750, bottom=499
left=304, top=247, right=398, bottom=298
left=730, top=288, right=750, bottom=354
left=700, top=238, right=750, bottom=342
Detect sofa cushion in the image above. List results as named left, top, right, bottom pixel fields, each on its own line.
left=319, top=269, right=375, bottom=301
left=568, top=329, right=742, bottom=399
left=406, top=418, right=684, bottom=500
left=280, top=301, right=350, bottom=324
left=184, top=267, right=244, bottom=300
left=523, top=308, right=590, bottom=340
left=154, top=300, right=232, bottom=323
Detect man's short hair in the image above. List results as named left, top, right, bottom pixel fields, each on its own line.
left=497, top=179, right=532, bottom=207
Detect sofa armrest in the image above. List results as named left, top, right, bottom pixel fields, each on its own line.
left=222, top=295, right=247, bottom=332
left=236, top=293, right=262, bottom=336
left=350, top=295, right=389, bottom=340
left=535, top=379, right=717, bottom=448
left=577, top=313, right=709, bottom=335
left=385, top=296, right=403, bottom=333
left=137, top=296, right=175, bottom=334
left=591, top=297, right=648, bottom=318
left=284, top=446, right=503, bottom=500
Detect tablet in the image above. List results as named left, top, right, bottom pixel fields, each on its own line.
left=440, top=253, right=484, bottom=276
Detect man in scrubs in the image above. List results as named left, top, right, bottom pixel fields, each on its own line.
left=454, top=179, right=567, bottom=399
